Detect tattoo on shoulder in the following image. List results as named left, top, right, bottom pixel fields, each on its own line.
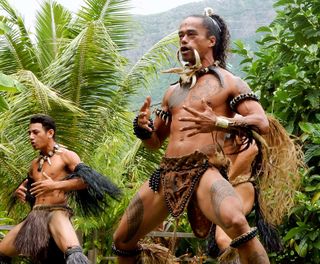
left=235, top=77, right=252, bottom=94
left=123, top=193, right=144, bottom=243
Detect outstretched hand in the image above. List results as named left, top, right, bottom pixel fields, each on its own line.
left=179, top=99, right=218, bottom=137
left=137, top=96, right=153, bottom=132
left=30, top=172, right=56, bottom=197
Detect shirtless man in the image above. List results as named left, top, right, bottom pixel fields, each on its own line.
left=0, top=114, right=121, bottom=264
left=113, top=9, right=270, bottom=264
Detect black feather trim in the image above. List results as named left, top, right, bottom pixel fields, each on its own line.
left=7, top=176, right=35, bottom=213
left=66, top=163, right=122, bottom=216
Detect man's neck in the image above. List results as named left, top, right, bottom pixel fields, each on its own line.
left=40, top=141, right=57, bottom=156
left=201, top=56, right=215, bottom=68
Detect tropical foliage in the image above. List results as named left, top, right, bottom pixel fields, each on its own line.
left=1, top=0, right=319, bottom=262
left=0, top=0, right=177, bottom=262
left=233, top=0, right=320, bottom=262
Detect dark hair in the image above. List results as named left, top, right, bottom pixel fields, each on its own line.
left=189, top=14, right=230, bottom=69
left=30, top=114, right=56, bottom=138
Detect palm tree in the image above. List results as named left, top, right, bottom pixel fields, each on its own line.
left=0, top=0, right=178, bottom=260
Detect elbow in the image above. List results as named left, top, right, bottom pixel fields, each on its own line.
left=258, top=116, right=269, bottom=135
left=142, top=136, right=162, bottom=150
left=143, top=141, right=161, bottom=150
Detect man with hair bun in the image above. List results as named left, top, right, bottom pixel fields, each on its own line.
left=113, top=8, right=271, bottom=263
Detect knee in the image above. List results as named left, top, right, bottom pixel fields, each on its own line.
left=112, top=229, right=132, bottom=250
left=222, top=213, right=248, bottom=231
left=112, top=231, right=122, bottom=248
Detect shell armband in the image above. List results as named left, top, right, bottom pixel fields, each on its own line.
left=230, top=93, right=259, bottom=112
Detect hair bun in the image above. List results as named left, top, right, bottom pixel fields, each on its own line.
left=203, top=7, right=214, bottom=17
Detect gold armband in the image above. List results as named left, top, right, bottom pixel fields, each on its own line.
left=215, top=117, right=230, bottom=128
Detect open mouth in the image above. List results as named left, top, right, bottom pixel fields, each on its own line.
left=180, top=46, right=191, bottom=54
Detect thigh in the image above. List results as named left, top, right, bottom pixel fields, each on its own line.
left=113, top=180, right=169, bottom=249
left=196, top=168, right=243, bottom=228
left=49, top=210, right=79, bottom=252
left=234, top=182, right=255, bottom=215
left=0, top=221, right=25, bottom=256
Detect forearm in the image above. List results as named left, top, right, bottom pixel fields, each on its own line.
left=55, top=178, right=88, bottom=192
left=214, top=112, right=269, bottom=135
left=228, top=161, right=251, bottom=181
left=232, top=100, right=269, bottom=134
left=141, top=132, right=162, bottom=150
left=228, top=114, right=269, bottom=134
left=133, top=115, right=167, bottom=150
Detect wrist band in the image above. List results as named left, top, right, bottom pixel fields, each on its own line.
left=133, top=115, right=154, bottom=140
left=215, top=117, right=230, bottom=128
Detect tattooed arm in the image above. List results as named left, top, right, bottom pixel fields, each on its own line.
left=230, top=78, right=269, bottom=134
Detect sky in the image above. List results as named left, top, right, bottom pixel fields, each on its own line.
left=7, top=0, right=198, bottom=29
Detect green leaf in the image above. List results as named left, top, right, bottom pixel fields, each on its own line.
left=0, top=72, right=21, bottom=92
left=295, top=238, right=308, bottom=257
left=273, top=0, right=294, bottom=7
left=299, top=122, right=315, bottom=134
left=233, top=39, right=245, bottom=49
left=0, top=21, right=10, bottom=34
left=313, top=240, right=320, bottom=250
left=284, top=227, right=304, bottom=241
left=0, top=95, right=9, bottom=111
left=256, top=26, right=272, bottom=33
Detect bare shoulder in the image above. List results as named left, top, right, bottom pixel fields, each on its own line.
left=29, top=160, right=38, bottom=177
left=230, top=75, right=253, bottom=96
left=59, top=147, right=81, bottom=171
left=211, top=67, right=247, bottom=93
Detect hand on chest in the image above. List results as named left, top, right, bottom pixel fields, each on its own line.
left=34, top=155, right=66, bottom=181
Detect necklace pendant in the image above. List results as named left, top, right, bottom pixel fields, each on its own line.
left=47, top=157, right=51, bottom=166
left=38, top=158, right=44, bottom=172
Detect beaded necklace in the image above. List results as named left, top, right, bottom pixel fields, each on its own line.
left=37, top=144, right=61, bottom=172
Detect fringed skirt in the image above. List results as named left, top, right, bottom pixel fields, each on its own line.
left=14, top=204, right=73, bottom=261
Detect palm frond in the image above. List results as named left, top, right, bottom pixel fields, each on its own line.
left=34, top=0, right=73, bottom=70
left=75, top=0, right=131, bottom=50
left=41, top=21, right=132, bottom=156
left=0, top=0, right=41, bottom=74
left=14, top=70, right=81, bottom=114
left=46, top=21, right=125, bottom=106
left=122, top=31, right=178, bottom=91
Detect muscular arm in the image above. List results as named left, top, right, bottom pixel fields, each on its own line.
left=51, top=178, right=87, bottom=192
left=138, top=91, right=171, bottom=150
left=143, top=116, right=170, bottom=150
left=53, top=150, right=87, bottom=191
left=230, top=78, right=269, bottom=134
left=180, top=75, right=269, bottom=136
